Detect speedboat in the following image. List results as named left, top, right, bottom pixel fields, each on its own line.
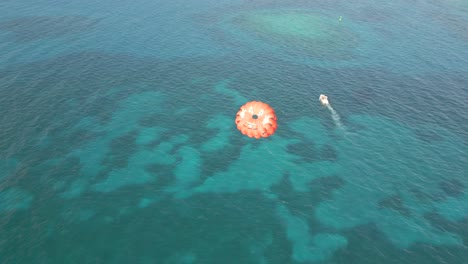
left=319, top=94, right=329, bottom=106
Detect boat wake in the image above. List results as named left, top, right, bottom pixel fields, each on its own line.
left=327, top=104, right=344, bottom=129
left=320, top=94, right=344, bottom=129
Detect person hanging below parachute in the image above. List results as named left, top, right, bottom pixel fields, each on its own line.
left=235, top=101, right=277, bottom=138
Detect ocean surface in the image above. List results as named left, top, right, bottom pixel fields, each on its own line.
left=1, top=0, right=467, bottom=263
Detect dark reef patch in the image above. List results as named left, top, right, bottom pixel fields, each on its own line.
left=0, top=16, right=100, bottom=42
left=320, top=143, right=338, bottom=162
left=439, top=179, right=464, bottom=198
left=378, top=194, right=411, bottom=217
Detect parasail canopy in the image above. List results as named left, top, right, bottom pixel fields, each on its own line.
left=235, top=101, right=277, bottom=139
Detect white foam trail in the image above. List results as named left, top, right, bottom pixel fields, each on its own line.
left=326, top=104, right=344, bottom=129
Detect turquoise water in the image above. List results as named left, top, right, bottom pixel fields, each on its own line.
left=1, top=0, right=467, bottom=263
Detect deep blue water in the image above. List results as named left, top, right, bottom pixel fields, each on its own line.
left=1, top=0, right=468, bottom=263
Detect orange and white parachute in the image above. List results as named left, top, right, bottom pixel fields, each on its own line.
left=235, top=101, right=277, bottom=139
